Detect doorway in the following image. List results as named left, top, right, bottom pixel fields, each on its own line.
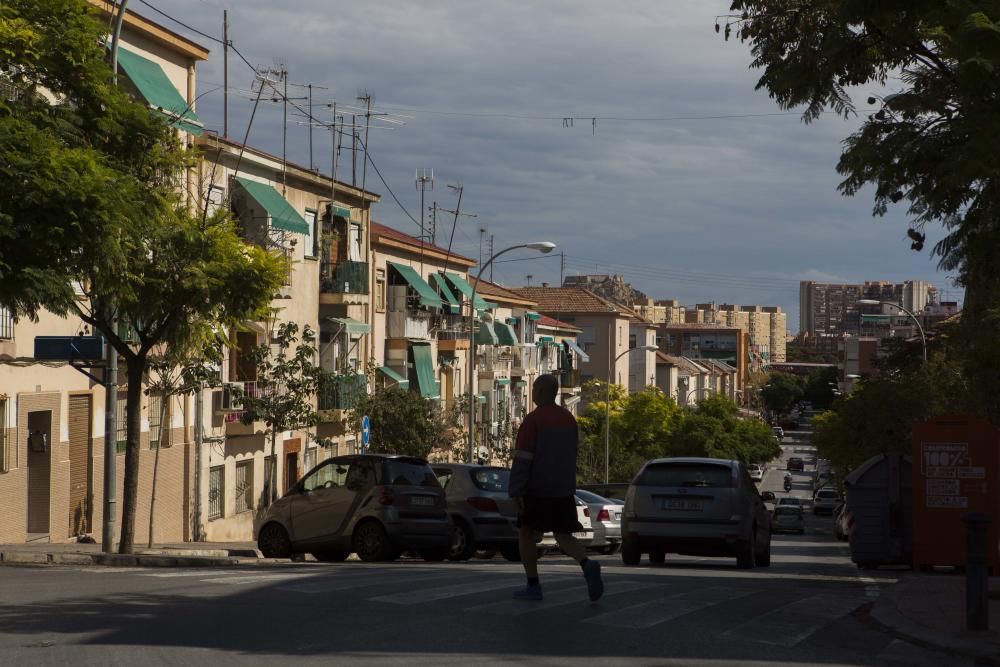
left=68, top=394, right=93, bottom=537
left=283, top=438, right=301, bottom=495
left=26, top=410, right=52, bottom=535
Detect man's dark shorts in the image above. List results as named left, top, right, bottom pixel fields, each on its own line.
left=516, top=495, right=583, bottom=534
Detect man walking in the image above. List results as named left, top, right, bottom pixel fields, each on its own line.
left=508, top=373, right=603, bottom=601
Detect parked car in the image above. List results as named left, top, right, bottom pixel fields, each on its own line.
left=538, top=496, right=594, bottom=550
left=760, top=490, right=777, bottom=514
left=771, top=505, right=805, bottom=534
left=772, top=427, right=784, bottom=440
left=432, top=464, right=519, bottom=562
left=575, top=489, right=623, bottom=554
left=255, top=454, right=451, bottom=562
left=813, top=488, right=842, bottom=515
left=813, top=471, right=836, bottom=491
left=786, top=457, right=805, bottom=472
left=833, top=504, right=854, bottom=542
left=776, top=496, right=807, bottom=512
left=621, top=457, right=772, bottom=569
left=748, top=463, right=765, bottom=482
left=578, top=483, right=629, bottom=503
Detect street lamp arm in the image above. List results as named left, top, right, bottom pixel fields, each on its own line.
left=880, top=300, right=928, bottom=362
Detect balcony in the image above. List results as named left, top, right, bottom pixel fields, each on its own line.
left=437, top=316, right=470, bottom=351
left=318, top=373, right=368, bottom=418
left=512, top=346, right=537, bottom=376
left=320, top=260, right=369, bottom=305
left=560, top=368, right=581, bottom=389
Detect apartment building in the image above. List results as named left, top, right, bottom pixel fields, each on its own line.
left=687, top=303, right=786, bottom=364
left=0, top=3, right=209, bottom=545
left=658, top=323, right=749, bottom=393
left=799, top=280, right=938, bottom=338
left=534, top=315, right=587, bottom=414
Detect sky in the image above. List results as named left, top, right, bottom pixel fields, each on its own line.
left=147, top=0, right=962, bottom=331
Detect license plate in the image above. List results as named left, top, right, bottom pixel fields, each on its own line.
left=411, top=496, right=434, bottom=506
left=663, top=499, right=702, bottom=511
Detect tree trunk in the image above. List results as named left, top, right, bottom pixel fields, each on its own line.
left=118, top=358, right=145, bottom=554
left=147, top=392, right=169, bottom=548
left=958, top=231, right=1000, bottom=424
left=269, top=429, right=278, bottom=504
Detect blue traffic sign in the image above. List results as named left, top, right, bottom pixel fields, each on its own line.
left=361, top=415, right=371, bottom=450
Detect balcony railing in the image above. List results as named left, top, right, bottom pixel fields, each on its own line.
left=321, top=260, right=369, bottom=295
left=560, top=368, right=581, bottom=388
left=318, top=373, right=368, bottom=411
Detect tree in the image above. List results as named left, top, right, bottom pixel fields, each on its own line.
left=722, top=1, right=1000, bottom=420
left=0, top=1, right=285, bottom=553
left=670, top=395, right=781, bottom=464
left=349, top=388, right=462, bottom=460
left=576, top=380, right=629, bottom=483
left=238, top=322, right=322, bottom=505
left=802, top=366, right=839, bottom=410
left=760, top=373, right=803, bottom=415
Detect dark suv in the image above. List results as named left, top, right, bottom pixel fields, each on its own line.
left=255, top=454, right=451, bottom=562
left=787, top=457, right=805, bottom=471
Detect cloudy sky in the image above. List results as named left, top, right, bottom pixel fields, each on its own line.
left=149, top=0, right=960, bottom=330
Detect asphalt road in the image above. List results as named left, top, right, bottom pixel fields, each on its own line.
left=0, top=428, right=976, bottom=666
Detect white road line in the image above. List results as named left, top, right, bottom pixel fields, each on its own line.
left=139, top=570, right=251, bottom=578
left=466, top=580, right=647, bottom=616
left=279, top=571, right=460, bottom=594
left=582, top=586, right=757, bottom=630
left=720, top=592, right=866, bottom=647
left=198, top=573, right=321, bottom=586
left=369, top=577, right=535, bottom=605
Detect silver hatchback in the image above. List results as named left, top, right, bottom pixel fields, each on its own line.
left=432, top=464, right=520, bottom=561
left=255, top=454, right=451, bottom=562
left=622, top=457, right=772, bottom=569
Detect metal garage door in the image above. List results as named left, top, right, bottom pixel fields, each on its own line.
left=68, top=394, right=92, bottom=536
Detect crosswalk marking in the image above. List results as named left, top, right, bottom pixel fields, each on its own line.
left=466, top=580, right=648, bottom=616
left=369, top=576, right=548, bottom=605
left=582, top=586, right=756, bottom=630
left=720, top=592, right=865, bottom=647
left=197, top=573, right=320, bottom=586
left=279, top=571, right=461, bottom=594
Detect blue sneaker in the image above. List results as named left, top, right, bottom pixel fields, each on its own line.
left=583, top=560, right=604, bottom=601
left=512, top=584, right=543, bottom=601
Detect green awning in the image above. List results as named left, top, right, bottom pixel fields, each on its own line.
left=513, top=378, right=527, bottom=386
left=495, top=378, right=510, bottom=386
left=564, top=339, right=590, bottom=362
left=476, top=321, right=499, bottom=346
left=388, top=262, right=443, bottom=309
left=377, top=366, right=409, bottom=390
left=326, top=317, right=370, bottom=336
left=505, top=317, right=519, bottom=325
left=329, top=204, right=351, bottom=219
left=234, top=177, right=310, bottom=234
left=444, top=273, right=491, bottom=312
left=410, top=343, right=439, bottom=398
left=477, top=394, right=488, bottom=404
left=116, top=46, right=203, bottom=133
left=168, top=117, right=204, bottom=136
left=537, top=336, right=554, bottom=344
left=430, top=273, right=461, bottom=314
left=495, top=322, right=518, bottom=346
left=526, top=311, right=541, bottom=321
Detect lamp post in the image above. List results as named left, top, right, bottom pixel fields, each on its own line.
left=604, top=345, right=658, bottom=483
left=856, top=299, right=927, bottom=362
left=467, top=242, right=556, bottom=463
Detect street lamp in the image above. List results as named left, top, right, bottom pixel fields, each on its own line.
left=604, top=345, right=658, bottom=483
left=467, top=242, right=556, bottom=463
left=856, top=299, right=927, bottom=362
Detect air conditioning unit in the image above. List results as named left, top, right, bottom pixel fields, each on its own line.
left=219, top=382, right=245, bottom=412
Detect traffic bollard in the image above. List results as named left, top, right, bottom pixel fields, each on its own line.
left=962, top=512, right=991, bottom=632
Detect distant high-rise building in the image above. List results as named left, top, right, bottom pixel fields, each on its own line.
left=799, top=280, right=938, bottom=337
left=687, top=303, right=787, bottom=363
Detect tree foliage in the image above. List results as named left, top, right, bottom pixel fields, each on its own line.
left=760, top=373, right=803, bottom=415
left=349, top=388, right=465, bottom=460
left=0, top=0, right=285, bottom=551
left=723, top=0, right=1000, bottom=420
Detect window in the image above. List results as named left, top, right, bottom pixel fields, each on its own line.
left=349, top=222, right=363, bottom=261
left=208, top=465, right=224, bottom=520
left=304, top=209, right=318, bottom=258
left=470, top=468, right=509, bottom=492
left=304, top=446, right=317, bottom=473
left=115, top=390, right=128, bottom=454
left=302, top=459, right=349, bottom=492
left=263, top=455, right=276, bottom=499
left=375, top=269, right=386, bottom=312
left=281, top=244, right=293, bottom=287
left=235, top=460, right=253, bottom=513
left=205, top=184, right=225, bottom=219
left=148, top=392, right=166, bottom=449
left=629, top=334, right=637, bottom=349
left=0, top=397, right=7, bottom=473
left=433, top=468, right=454, bottom=489
left=0, top=306, right=12, bottom=340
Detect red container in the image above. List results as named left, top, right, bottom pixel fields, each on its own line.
left=911, top=415, right=1000, bottom=571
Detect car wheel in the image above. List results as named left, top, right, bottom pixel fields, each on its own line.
left=257, top=523, right=292, bottom=559
left=312, top=549, right=350, bottom=563
left=755, top=535, right=772, bottom=567
left=648, top=549, right=666, bottom=565
left=500, top=545, right=522, bottom=562
left=447, top=521, right=476, bottom=562
left=420, top=547, right=449, bottom=562
left=736, top=532, right=756, bottom=569
left=600, top=542, right=620, bottom=555
left=353, top=521, right=391, bottom=563
left=621, top=537, right=640, bottom=566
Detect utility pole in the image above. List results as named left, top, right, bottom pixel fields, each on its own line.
left=358, top=94, right=372, bottom=198
left=560, top=251, right=565, bottom=286
left=222, top=10, right=229, bottom=138
left=430, top=201, right=437, bottom=244
left=416, top=167, right=434, bottom=243
left=308, top=84, right=314, bottom=170
left=351, top=114, right=357, bottom=186
left=282, top=67, right=288, bottom=195
left=479, top=228, right=486, bottom=269
left=488, top=234, right=495, bottom=281
left=526, top=274, right=533, bottom=286
left=193, top=381, right=203, bottom=541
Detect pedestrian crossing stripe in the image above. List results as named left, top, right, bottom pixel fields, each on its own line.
left=582, top=586, right=758, bottom=629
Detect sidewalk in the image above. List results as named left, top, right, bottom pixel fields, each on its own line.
left=871, top=573, right=1000, bottom=663
left=0, top=540, right=271, bottom=568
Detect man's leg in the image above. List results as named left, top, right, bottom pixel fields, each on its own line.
left=555, top=533, right=604, bottom=602
left=518, top=524, right=539, bottom=580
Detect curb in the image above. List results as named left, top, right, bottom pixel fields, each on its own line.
left=869, top=585, right=1000, bottom=664
left=0, top=549, right=254, bottom=568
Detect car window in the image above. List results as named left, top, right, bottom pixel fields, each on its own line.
left=470, top=468, right=509, bottom=492
left=384, top=459, right=441, bottom=487
left=818, top=490, right=839, bottom=499
left=637, top=463, right=733, bottom=488
left=302, top=460, right=349, bottom=492
left=434, top=468, right=454, bottom=489
left=575, top=489, right=610, bottom=504
left=346, top=460, right=376, bottom=490
left=774, top=506, right=801, bottom=516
